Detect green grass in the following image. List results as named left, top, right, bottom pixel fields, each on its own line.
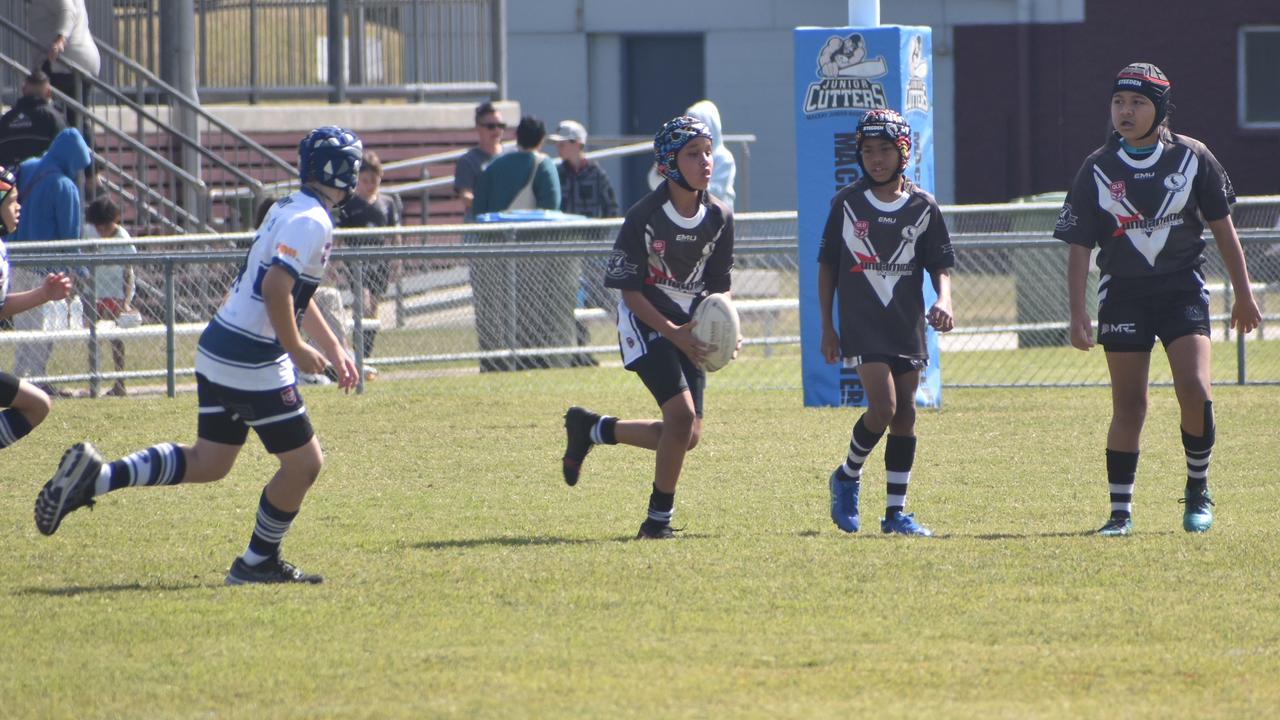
left=2, top=371, right=1279, bottom=718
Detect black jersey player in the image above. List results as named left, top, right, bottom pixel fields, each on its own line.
left=818, top=109, right=955, bottom=537
left=560, top=115, right=737, bottom=540
left=1055, top=63, right=1261, bottom=536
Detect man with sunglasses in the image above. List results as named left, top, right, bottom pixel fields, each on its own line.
left=455, top=102, right=506, bottom=220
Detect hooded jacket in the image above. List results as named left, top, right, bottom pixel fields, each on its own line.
left=0, top=95, right=67, bottom=168
left=685, top=100, right=737, bottom=210
left=14, top=127, right=91, bottom=245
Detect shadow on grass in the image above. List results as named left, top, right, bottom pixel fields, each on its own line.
left=412, top=532, right=717, bottom=550
left=961, top=530, right=1181, bottom=540
left=15, top=580, right=220, bottom=597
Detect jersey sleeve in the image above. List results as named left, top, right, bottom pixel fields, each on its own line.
left=817, top=197, right=844, bottom=267
left=1194, top=145, right=1235, bottom=222
left=604, top=212, right=648, bottom=291
left=704, top=210, right=734, bottom=294
left=921, top=201, right=955, bottom=272
left=272, top=215, right=329, bottom=280
left=1053, top=161, right=1101, bottom=248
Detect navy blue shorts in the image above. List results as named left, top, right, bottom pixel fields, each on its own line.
left=196, top=374, right=314, bottom=454
left=627, top=336, right=706, bottom=418
left=844, top=354, right=927, bottom=377
left=1098, top=269, right=1211, bottom=352
left=0, top=371, right=20, bottom=406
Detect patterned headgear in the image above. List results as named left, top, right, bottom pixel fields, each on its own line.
left=298, top=126, right=363, bottom=196
left=0, top=164, right=17, bottom=236
left=653, top=115, right=712, bottom=192
left=855, top=109, right=912, bottom=185
left=1113, top=62, right=1171, bottom=139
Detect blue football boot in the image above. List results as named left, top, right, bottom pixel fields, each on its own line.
left=1097, top=515, right=1133, bottom=537
left=880, top=510, right=933, bottom=537
left=1181, top=486, right=1214, bottom=533
left=828, top=468, right=860, bottom=533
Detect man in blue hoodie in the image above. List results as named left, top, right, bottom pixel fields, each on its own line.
left=11, top=127, right=91, bottom=383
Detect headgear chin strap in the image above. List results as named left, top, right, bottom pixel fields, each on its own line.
left=1114, top=62, right=1171, bottom=140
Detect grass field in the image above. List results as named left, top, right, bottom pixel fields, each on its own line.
left=2, top=369, right=1278, bottom=718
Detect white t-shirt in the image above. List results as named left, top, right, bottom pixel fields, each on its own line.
left=82, top=224, right=137, bottom=301
left=195, top=189, right=333, bottom=390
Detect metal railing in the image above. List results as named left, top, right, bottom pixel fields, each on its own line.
left=5, top=201, right=1279, bottom=397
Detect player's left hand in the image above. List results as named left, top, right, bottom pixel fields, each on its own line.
left=927, top=300, right=954, bottom=333
left=731, top=334, right=743, bottom=361
left=41, top=273, right=73, bottom=302
left=1231, top=295, right=1262, bottom=335
left=330, top=353, right=358, bottom=393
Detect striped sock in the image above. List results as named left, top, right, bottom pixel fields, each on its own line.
left=1183, top=401, right=1214, bottom=494
left=645, top=484, right=675, bottom=527
left=590, top=415, right=617, bottom=445
left=1106, top=448, right=1139, bottom=518
left=243, top=490, right=299, bottom=566
left=94, top=443, right=187, bottom=496
left=837, top=415, right=884, bottom=481
left=0, top=409, right=34, bottom=449
left=884, top=434, right=917, bottom=516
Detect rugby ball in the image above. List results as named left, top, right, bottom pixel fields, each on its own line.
left=691, top=293, right=740, bottom=372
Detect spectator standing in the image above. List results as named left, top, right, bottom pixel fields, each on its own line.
left=11, top=127, right=91, bottom=387
left=454, top=102, right=505, bottom=220
left=27, top=0, right=101, bottom=134
left=472, top=115, right=560, bottom=215
left=0, top=71, right=66, bottom=169
left=82, top=197, right=136, bottom=397
left=337, top=150, right=402, bottom=360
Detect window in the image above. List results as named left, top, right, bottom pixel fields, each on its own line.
left=1240, top=26, right=1280, bottom=128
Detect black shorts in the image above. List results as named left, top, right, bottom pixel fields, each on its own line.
left=1098, top=269, right=1211, bottom=352
left=0, top=371, right=20, bottom=405
left=196, top=374, right=314, bottom=454
left=844, top=354, right=927, bottom=377
left=627, top=337, right=706, bottom=418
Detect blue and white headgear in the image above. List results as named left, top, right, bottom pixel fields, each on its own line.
left=653, top=115, right=712, bottom=192
left=298, top=126, right=363, bottom=196
left=0, top=164, right=17, bottom=236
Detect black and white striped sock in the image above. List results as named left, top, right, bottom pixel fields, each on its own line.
left=243, top=490, right=299, bottom=566
left=94, top=443, right=187, bottom=496
left=884, top=434, right=916, bottom=515
left=0, top=409, right=34, bottom=449
left=837, top=415, right=883, bottom=481
left=1106, top=448, right=1139, bottom=518
left=645, top=484, right=675, bottom=528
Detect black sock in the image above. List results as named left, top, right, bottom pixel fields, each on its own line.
left=884, top=434, right=917, bottom=517
left=0, top=408, right=34, bottom=449
left=837, top=414, right=884, bottom=481
left=645, top=485, right=675, bottom=527
left=596, top=416, right=618, bottom=445
left=1106, top=449, right=1139, bottom=519
left=1182, top=401, right=1214, bottom=495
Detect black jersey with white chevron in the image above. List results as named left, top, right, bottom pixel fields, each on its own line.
left=1054, top=130, right=1234, bottom=278
left=603, top=183, right=734, bottom=327
left=818, top=179, right=954, bottom=359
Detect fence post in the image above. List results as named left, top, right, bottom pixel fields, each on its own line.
left=491, top=0, right=507, bottom=99
left=353, top=260, right=366, bottom=395
left=1237, top=324, right=1246, bottom=385
left=328, top=0, right=347, bottom=103
left=248, top=0, right=259, bottom=104
left=165, top=260, right=176, bottom=398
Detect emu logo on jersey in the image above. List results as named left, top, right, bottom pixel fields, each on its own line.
left=605, top=250, right=638, bottom=280
left=804, top=34, right=889, bottom=116
left=1163, top=172, right=1187, bottom=191
left=1109, top=181, right=1126, bottom=201
left=1056, top=204, right=1078, bottom=231
left=903, top=34, right=930, bottom=113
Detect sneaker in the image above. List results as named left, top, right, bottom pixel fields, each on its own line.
left=1097, top=515, right=1133, bottom=537
left=828, top=468, right=861, bottom=533
left=635, top=522, right=679, bottom=540
left=34, top=442, right=103, bottom=536
left=880, top=510, right=933, bottom=537
left=561, top=406, right=597, bottom=486
left=1180, top=487, right=1214, bottom=533
left=225, top=555, right=324, bottom=586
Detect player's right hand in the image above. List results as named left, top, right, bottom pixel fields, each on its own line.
left=669, top=322, right=710, bottom=368
left=1069, top=314, right=1095, bottom=351
left=821, top=325, right=841, bottom=364
left=290, top=344, right=329, bottom=375
left=41, top=273, right=73, bottom=302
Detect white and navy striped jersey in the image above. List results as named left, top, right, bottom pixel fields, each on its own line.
left=1054, top=130, right=1235, bottom=278
left=195, top=189, right=333, bottom=390
left=818, top=179, right=954, bottom=360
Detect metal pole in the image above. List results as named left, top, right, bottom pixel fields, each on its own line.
left=848, top=0, right=880, bottom=26
left=328, top=0, right=347, bottom=103
left=353, top=261, right=365, bottom=394
left=491, top=0, right=507, bottom=99
left=249, top=0, right=259, bottom=104
left=165, top=261, right=176, bottom=398
left=1237, top=318, right=1246, bottom=385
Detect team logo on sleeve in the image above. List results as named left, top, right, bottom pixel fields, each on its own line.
left=1056, top=204, right=1078, bottom=231
left=605, top=250, right=638, bottom=280
left=1109, top=181, right=1127, bottom=201
left=1163, top=172, right=1187, bottom=191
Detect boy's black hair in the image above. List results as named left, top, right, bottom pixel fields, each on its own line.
left=515, top=116, right=546, bottom=150
left=86, top=197, right=121, bottom=226
left=474, top=101, right=497, bottom=124
left=254, top=195, right=279, bottom=228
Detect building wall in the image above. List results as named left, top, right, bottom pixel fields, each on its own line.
left=954, top=0, right=1280, bottom=203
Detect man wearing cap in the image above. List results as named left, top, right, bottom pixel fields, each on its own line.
left=550, top=120, right=619, bottom=220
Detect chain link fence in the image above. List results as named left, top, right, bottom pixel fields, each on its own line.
left=5, top=200, right=1279, bottom=397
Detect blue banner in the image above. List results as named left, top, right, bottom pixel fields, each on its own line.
left=793, top=25, right=941, bottom=408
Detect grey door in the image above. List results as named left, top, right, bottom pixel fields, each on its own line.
left=622, top=35, right=705, bottom=208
